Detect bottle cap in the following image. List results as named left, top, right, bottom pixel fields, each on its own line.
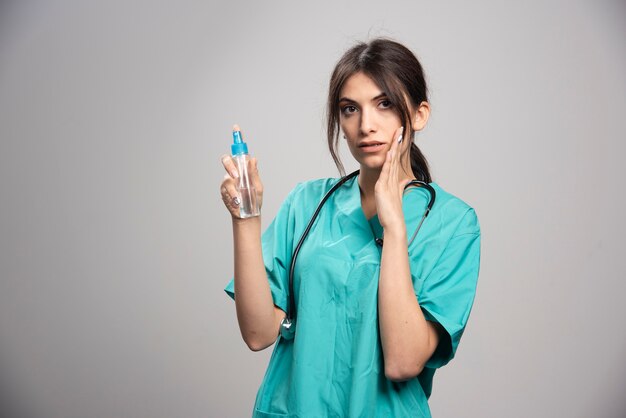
left=231, top=129, right=249, bottom=155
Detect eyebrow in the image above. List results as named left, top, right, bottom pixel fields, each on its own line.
left=338, top=92, right=388, bottom=103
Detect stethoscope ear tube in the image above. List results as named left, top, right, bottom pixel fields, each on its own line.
left=404, top=180, right=436, bottom=248
left=280, top=172, right=435, bottom=341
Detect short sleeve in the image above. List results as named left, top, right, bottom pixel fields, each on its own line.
left=418, top=208, right=481, bottom=369
left=224, top=186, right=299, bottom=313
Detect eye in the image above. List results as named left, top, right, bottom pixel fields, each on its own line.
left=341, top=105, right=358, bottom=116
left=378, top=99, right=393, bottom=109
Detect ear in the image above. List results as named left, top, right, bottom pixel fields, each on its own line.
left=411, top=101, right=431, bottom=132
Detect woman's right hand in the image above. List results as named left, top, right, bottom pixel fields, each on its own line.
left=220, top=153, right=264, bottom=220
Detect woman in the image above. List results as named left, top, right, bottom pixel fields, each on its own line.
left=220, top=38, right=481, bottom=418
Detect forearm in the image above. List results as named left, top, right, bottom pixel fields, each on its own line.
left=378, top=227, right=438, bottom=381
left=232, top=217, right=283, bottom=350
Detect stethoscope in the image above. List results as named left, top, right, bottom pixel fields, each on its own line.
left=279, top=169, right=436, bottom=340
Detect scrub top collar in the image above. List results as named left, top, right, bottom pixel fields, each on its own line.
left=342, top=174, right=438, bottom=253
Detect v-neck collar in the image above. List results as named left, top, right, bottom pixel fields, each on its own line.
left=342, top=174, right=439, bottom=252
left=343, top=175, right=384, bottom=247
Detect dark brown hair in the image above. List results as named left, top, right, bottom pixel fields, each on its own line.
left=326, top=38, right=432, bottom=182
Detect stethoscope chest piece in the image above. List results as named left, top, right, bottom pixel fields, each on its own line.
left=280, top=317, right=295, bottom=340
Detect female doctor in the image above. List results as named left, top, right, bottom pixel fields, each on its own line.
left=220, top=38, right=481, bottom=417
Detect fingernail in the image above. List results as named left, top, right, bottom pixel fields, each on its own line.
left=232, top=196, right=241, bottom=206
left=231, top=170, right=239, bottom=179
left=397, top=127, right=404, bottom=143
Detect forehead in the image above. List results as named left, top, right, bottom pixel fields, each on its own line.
left=339, top=72, right=384, bottom=100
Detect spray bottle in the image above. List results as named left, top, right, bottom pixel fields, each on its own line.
left=231, top=125, right=260, bottom=218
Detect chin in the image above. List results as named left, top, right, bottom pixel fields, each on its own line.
left=358, top=157, right=385, bottom=172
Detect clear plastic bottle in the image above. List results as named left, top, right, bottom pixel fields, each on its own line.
left=231, top=126, right=260, bottom=218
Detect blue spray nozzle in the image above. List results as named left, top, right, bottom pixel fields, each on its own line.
left=231, top=129, right=248, bottom=155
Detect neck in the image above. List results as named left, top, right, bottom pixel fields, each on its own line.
left=357, top=168, right=379, bottom=200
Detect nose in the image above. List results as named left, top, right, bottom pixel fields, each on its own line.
left=359, top=107, right=377, bottom=135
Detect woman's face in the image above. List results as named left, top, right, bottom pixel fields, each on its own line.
left=338, top=71, right=406, bottom=172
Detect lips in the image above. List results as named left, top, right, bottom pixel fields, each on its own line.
left=358, top=141, right=386, bottom=153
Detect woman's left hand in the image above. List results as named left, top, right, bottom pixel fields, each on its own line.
left=375, top=126, right=410, bottom=232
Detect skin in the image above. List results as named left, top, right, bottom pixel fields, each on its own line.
left=339, top=72, right=440, bottom=381
left=220, top=71, right=441, bottom=381
left=220, top=146, right=283, bottom=352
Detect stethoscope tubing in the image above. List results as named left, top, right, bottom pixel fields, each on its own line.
left=280, top=170, right=436, bottom=340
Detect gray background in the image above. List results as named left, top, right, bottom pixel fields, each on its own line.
left=1, top=0, right=625, bottom=417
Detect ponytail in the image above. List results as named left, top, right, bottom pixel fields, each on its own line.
left=409, top=142, right=431, bottom=183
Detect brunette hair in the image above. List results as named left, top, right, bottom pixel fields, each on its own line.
left=326, top=38, right=432, bottom=182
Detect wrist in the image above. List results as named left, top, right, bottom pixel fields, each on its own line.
left=382, top=224, right=407, bottom=241
left=232, top=215, right=262, bottom=229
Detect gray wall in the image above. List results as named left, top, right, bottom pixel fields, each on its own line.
left=1, top=0, right=625, bottom=417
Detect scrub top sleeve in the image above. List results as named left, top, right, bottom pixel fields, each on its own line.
left=224, top=185, right=299, bottom=313
left=418, top=208, right=481, bottom=369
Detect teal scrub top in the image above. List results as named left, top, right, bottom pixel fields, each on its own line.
left=225, top=175, right=481, bottom=418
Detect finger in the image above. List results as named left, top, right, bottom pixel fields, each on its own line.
left=389, top=126, right=403, bottom=168
left=379, top=150, right=391, bottom=184
left=392, top=126, right=404, bottom=150
left=221, top=175, right=241, bottom=208
left=221, top=189, right=240, bottom=207
left=221, top=194, right=241, bottom=211
left=220, top=185, right=240, bottom=207
left=222, top=193, right=241, bottom=210
left=387, top=130, right=401, bottom=181
left=395, top=125, right=404, bottom=143
left=220, top=154, right=239, bottom=179
left=248, top=157, right=263, bottom=191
